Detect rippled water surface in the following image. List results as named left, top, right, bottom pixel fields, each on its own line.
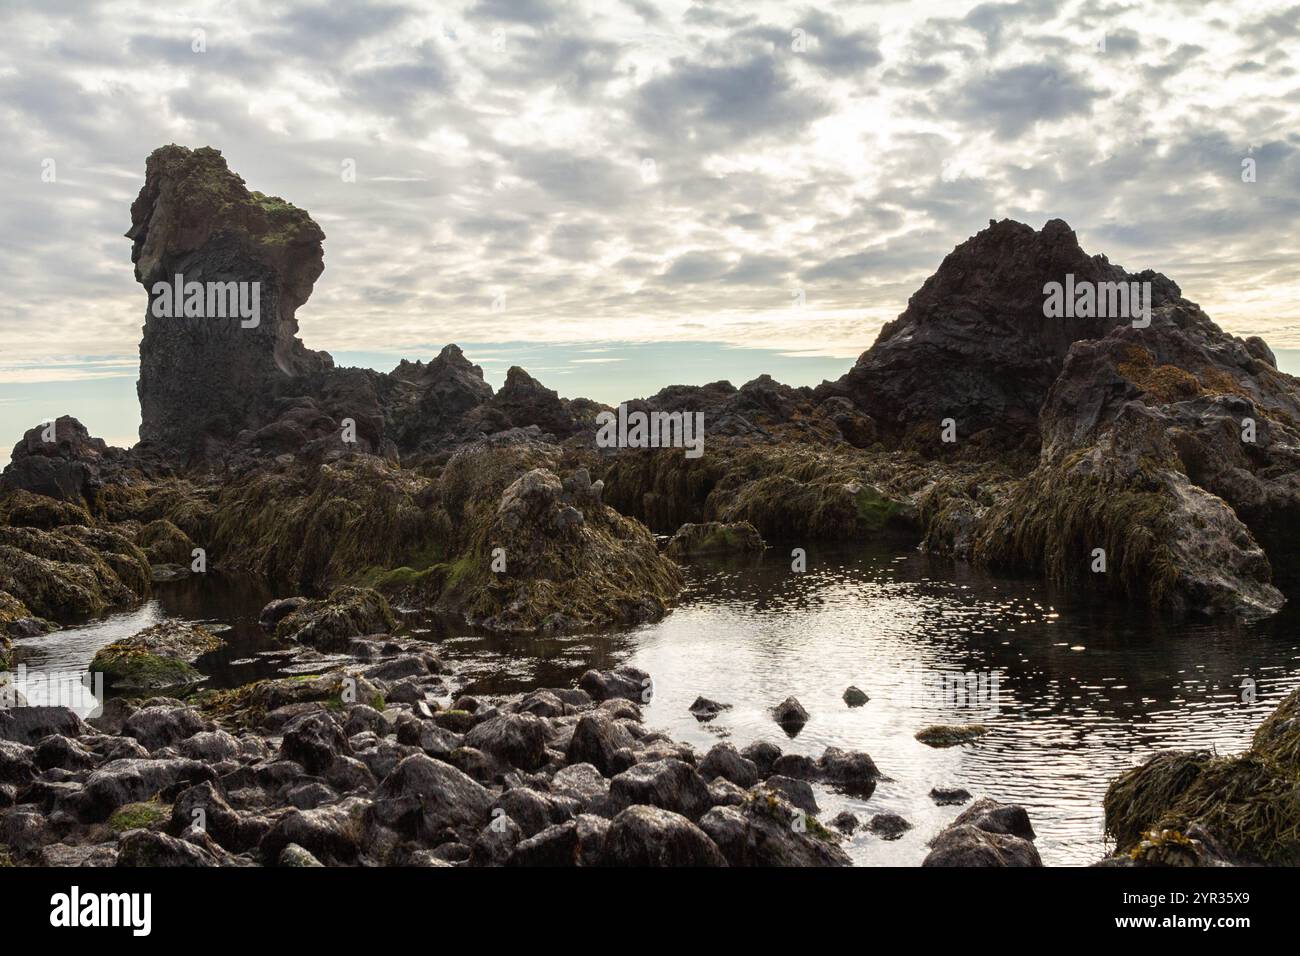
left=14, top=543, right=1300, bottom=866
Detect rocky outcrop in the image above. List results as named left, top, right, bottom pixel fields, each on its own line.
left=124, top=148, right=599, bottom=467
left=273, top=586, right=397, bottom=650
left=0, top=417, right=119, bottom=506
left=817, top=218, right=1134, bottom=452
left=435, top=437, right=682, bottom=632
left=0, top=524, right=150, bottom=621
left=128, top=145, right=335, bottom=460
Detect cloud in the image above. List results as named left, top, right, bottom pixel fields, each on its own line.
left=0, top=0, right=1298, bottom=402
left=949, top=63, right=1102, bottom=138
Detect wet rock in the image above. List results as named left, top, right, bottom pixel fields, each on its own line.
left=515, top=689, right=568, bottom=719
left=507, top=814, right=609, bottom=867
left=953, top=797, right=1036, bottom=840
left=698, top=743, right=759, bottom=788
left=492, top=787, right=578, bottom=838
left=117, top=829, right=217, bottom=867
left=915, top=724, right=988, bottom=748
left=924, top=798, right=1041, bottom=867
left=867, top=813, right=912, bottom=840
left=470, top=813, right=523, bottom=866
left=740, top=740, right=781, bottom=776
left=830, top=811, right=860, bottom=835
left=260, top=796, right=370, bottom=865
left=772, top=696, right=809, bottom=734
left=707, top=777, right=748, bottom=808
left=279, top=843, right=325, bottom=867
left=600, top=806, right=726, bottom=867
left=367, top=754, right=493, bottom=839
left=0, top=740, right=35, bottom=784
left=700, top=788, right=850, bottom=867
left=177, top=730, right=241, bottom=762
left=818, top=746, right=880, bottom=796
left=33, top=735, right=96, bottom=772
left=550, top=762, right=610, bottom=811
left=761, top=775, right=819, bottom=815
left=122, top=705, right=212, bottom=752
left=577, top=666, right=651, bottom=703
left=1, top=804, right=53, bottom=856
left=665, top=521, right=764, bottom=559
left=923, top=824, right=1042, bottom=867
left=325, top=755, right=376, bottom=793
left=394, top=717, right=461, bottom=760
left=170, top=781, right=268, bottom=852
left=284, top=781, right=336, bottom=810
left=275, top=587, right=396, bottom=651
left=608, top=759, right=712, bottom=821
left=930, top=787, right=972, bottom=806
left=842, top=686, right=869, bottom=707
left=0, top=706, right=91, bottom=745
left=259, top=597, right=309, bottom=627
left=771, top=753, right=819, bottom=780
left=91, top=621, right=224, bottom=690
left=463, top=713, right=550, bottom=772
left=687, top=696, right=731, bottom=721
left=78, top=757, right=214, bottom=822
left=39, top=843, right=119, bottom=866
left=565, top=712, right=638, bottom=776
left=280, top=711, right=350, bottom=775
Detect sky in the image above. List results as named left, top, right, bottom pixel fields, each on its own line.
left=1, top=0, right=1298, bottom=447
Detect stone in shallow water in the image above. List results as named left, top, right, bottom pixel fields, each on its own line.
left=867, top=813, right=912, bottom=840
left=830, top=810, right=860, bottom=834
left=842, top=685, right=869, bottom=707
left=930, top=787, right=972, bottom=806
left=688, top=696, right=731, bottom=721
left=771, top=696, right=809, bottom=735
left=915, top=723, right=988, bottom=748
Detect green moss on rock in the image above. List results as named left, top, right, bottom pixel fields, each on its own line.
left=108, top=798, right=169, bottom=833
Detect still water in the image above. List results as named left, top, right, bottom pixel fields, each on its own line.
left=12, top=542, right=1300, bottom=866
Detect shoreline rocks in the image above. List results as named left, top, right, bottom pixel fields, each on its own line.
left=0, top=657, right=868, bottom=868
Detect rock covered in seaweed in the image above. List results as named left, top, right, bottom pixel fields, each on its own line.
left=664, top=520, right=764, bottom=559
left=90, top=621, right=225, bottom=690
left=1102, top=685, right=1300, bottom=865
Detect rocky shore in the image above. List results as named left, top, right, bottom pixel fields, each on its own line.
left=3, top=144, right=1299, bottom=866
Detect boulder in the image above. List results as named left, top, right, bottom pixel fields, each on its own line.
left=599, top=806, right=726, bottom=867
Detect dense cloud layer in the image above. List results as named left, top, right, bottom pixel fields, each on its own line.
left=0, top=0, right=1298, bottom=387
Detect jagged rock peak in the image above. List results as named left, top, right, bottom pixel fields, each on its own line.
left=817, top=217, right=1179, bottom=449
left=390, top=344, right=490, bottom=390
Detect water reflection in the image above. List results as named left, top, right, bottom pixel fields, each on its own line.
left=443, top=543, right=1300, bottom=866
left=10, top=544, right=1300, bottom=866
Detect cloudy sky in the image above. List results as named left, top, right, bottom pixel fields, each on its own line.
left=1, top=0, right=1299, bottom=442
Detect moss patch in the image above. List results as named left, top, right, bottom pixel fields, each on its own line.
left=91, top=647, right=203, bottom=690
left=108, top=798, right=168, bottom=833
